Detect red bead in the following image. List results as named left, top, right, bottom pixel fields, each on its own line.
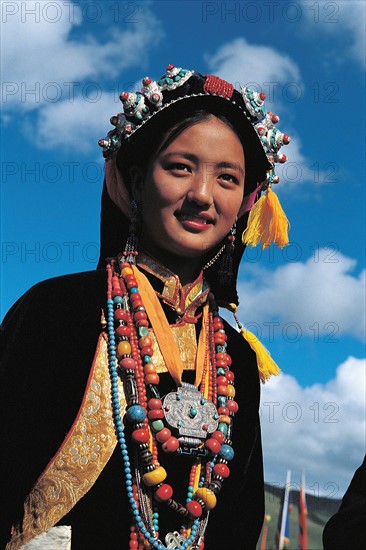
left=121, top=91, right=129, bottom=101
left=205, top=438, right=221, bottom=454
left=226, top=370, right=235, bottom=381
left=217, top=385, right=229, bottom=396
left=217, top=407, right=229, bottom=416
left=143, top=77, right=152, bottom=86
left=162, top=437, right=179, bottom=453
left=139, top=336, right=152, bottom=349
left=140, top=345, right=153, bottom=357
left=155, top=428, right=171, bottom=443
left=216, top=376, right=228, bottom=386
left=145, top=373, right=159, bottom=385
left=211, top=430, right=226, bottom=443
left=148, top=409, right=165, bottom=420
left=166, top=64, right=174, bottom=71
left=155, top=483, right=173, bottom=502
left=119, top=357, right=136, bottom=370
left=131, top=428, right=150, bottom=444
left=126, top=279, right=138, bottom=289
left=130, top=293, right=142, bottom=303
left=116, top=325, right=131, bottom=337
left=213, top=463, right=230, bottom=478
left=114, top=309, right=128, bottom=321
left=136, top=319, right=149, bottom=327
left=227, top=400, right=239, bottom=413
left=186, top=500, right=203, bottom=518
left=148, top=398, right=163, bottom=410
left=133, top=311, right=146, bottom=321
left=259, top=92, right=266, bottom=100
left=216, top=352, right=229, bottom=363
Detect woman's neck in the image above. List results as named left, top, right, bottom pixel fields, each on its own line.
left=139, top=246, right=202, bottom=286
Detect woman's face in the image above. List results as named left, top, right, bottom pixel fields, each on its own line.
left=133, top=115, right=245, bottom=264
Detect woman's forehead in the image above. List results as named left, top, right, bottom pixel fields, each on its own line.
left=157, top=115, right=245, bottom=162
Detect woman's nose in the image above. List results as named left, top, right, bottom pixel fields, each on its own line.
left=186, top=171, right=213, bottom=206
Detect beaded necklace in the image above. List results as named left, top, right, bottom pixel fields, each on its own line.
left=106, top=257, right=239, bottom=549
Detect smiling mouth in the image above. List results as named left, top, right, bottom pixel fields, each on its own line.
left=177, top=213, right=214, bottom=224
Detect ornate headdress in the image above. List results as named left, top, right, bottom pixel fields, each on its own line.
left=99, top=65, right=291, bottom=253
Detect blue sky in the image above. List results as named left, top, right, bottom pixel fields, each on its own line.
left=1, top=0, right=365, bottom=498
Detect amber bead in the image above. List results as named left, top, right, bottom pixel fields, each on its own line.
left=227, top=385, right=236, bottom=398
left=117, top=341, right=131, bottom=356
left=143, top=466, right=167, bottom=487
left=121, top=267, right=133, bottom=277
left=194, top=488, right=217, bottom=510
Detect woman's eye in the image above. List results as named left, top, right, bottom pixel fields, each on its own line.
left=169, top=163, right=191, bottom=173
left=219, top=173, right=239, bottom=185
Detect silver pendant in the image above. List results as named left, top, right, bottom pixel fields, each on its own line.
left=163, top=382, right=219, bottom=441
left=165, top=531, right=186, bottom=549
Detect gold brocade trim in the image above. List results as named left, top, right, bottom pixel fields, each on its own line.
left=6, top=334, right=122, bottom=550
left=149, top=323, right=197, bottom=373
left=137, top=252, right=210, bottom=320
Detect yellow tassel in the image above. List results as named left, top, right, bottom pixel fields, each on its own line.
left=229, top=303, right=281, bottom=383
left=242, top=187, right=290, bottom=249
left=241, top=328, right=281, bottom=383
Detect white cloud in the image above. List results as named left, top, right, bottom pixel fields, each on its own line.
left=205, top=37, right=301, bottom=87
left=2, top=0, right=163, bottom=111
left=237, top=249, right=366, bottom=341
left=205, top=38, right=328, bottom=187
left=32, top=92, right=117, bottom=152
left=261, top=356, right=366, bottom=496
left=300, top=0, right=366, bottom=68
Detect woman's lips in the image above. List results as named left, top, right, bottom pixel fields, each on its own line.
left=176, top=213, right=214, bottom=231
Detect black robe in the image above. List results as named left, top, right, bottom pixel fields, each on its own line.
left=0, top=269, right=264, bottom=550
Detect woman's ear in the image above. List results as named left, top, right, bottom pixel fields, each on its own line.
left=130, top=166, right=144, bottom=203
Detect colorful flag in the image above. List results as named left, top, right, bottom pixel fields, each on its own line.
left=298, top=470, right=308, bottom=550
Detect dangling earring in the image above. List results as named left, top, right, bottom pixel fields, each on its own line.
left=218, top=222, right=236, bottom=285
left=122, top=199, right=140, bottom=264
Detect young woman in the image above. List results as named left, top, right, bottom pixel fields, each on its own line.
left=1, top=66, right=290, bottom=549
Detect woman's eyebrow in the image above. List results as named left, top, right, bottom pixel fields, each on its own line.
left=217, top=161, right=244, bottom=176
left=162, top=153, right=244, bottom=174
